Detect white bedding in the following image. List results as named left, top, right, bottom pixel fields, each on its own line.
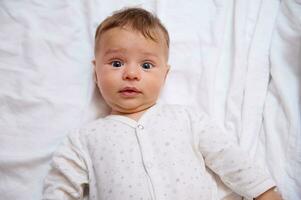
left=0, top=1, right=300, bottom=199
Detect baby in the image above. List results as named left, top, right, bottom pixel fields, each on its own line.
left=43, top=7, right=282, bottom=200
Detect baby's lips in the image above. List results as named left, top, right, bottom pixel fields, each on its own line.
left=119, top=86, right=142, bottom=93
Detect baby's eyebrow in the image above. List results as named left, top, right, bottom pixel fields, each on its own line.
left=140, top=51, right=159, bottom=58
left=104, top=49, right=159, bottom=59
left=104, top=48, right=126, bottom=56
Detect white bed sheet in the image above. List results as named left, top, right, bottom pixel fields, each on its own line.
left=0, top=0, right=300, bottom=199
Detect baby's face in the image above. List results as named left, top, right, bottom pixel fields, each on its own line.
left=93, top=26, right=169, bottom=117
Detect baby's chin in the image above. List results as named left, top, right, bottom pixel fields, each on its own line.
left=110, top=103, right=156, bottom=119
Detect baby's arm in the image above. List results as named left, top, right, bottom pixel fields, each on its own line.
left=255, top=187, right=282, bottom=200
left=43, top=130, right=89, bottom=200
left=187, top=108, right=282, bottom=199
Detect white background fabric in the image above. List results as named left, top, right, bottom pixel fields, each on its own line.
left=0, top=0, right=300, bottom=200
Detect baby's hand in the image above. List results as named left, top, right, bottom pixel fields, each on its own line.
left=255, top=187, right=283, bottom=200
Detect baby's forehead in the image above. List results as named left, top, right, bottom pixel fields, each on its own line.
left=108, top=26, right=166, bottom=44
left=99, top=26, right=169, bottom=59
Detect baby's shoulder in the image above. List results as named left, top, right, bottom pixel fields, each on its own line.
left=52, top=118, right=110, bottom=156
left=67, top=118, right=108, bottom=139
left=160, top=103, right=208, bottom=117
left=157, top=104, right=210, bottom=125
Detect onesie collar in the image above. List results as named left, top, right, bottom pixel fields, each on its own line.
left=105, top=103, right=161, bottom=128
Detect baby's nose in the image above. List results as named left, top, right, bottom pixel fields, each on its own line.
left=122, top=64, right=141, bottom=80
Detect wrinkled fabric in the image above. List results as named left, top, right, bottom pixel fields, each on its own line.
left=0, top=0, right=300, bottom=200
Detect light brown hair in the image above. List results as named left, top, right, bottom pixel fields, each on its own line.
left=94, top=7, right=170, bottom=55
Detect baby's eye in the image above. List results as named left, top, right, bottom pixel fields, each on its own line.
left=141, top=62, right=154, bottom=70
left=111, top=60, right=123, bottom=68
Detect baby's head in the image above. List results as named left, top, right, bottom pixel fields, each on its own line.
left=94, top=7, right=169, bottom=57
left=93, top=7, right=170, bottom=119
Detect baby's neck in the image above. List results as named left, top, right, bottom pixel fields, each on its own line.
left=123, top=111, right=146, bottom=121
left=110, top=107, right=149, bottom=122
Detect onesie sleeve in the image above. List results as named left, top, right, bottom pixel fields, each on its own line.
left=43, top=130, right=89, bottom=200
left=186, top=107, right=275, bottom=199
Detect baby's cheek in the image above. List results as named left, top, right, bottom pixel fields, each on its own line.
left=151, top=84, right=164, bottom=97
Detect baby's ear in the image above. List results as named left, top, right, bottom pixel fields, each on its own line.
left=167, top=64, right=171, bottom=71
left=92, top=60, right=96, bottom=67
left=164, top=64, right=170, bottom=81
left=92, top=60, right=98, bottom=84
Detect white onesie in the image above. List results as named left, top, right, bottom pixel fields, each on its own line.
left=43, top=103, right=275, bottom=200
